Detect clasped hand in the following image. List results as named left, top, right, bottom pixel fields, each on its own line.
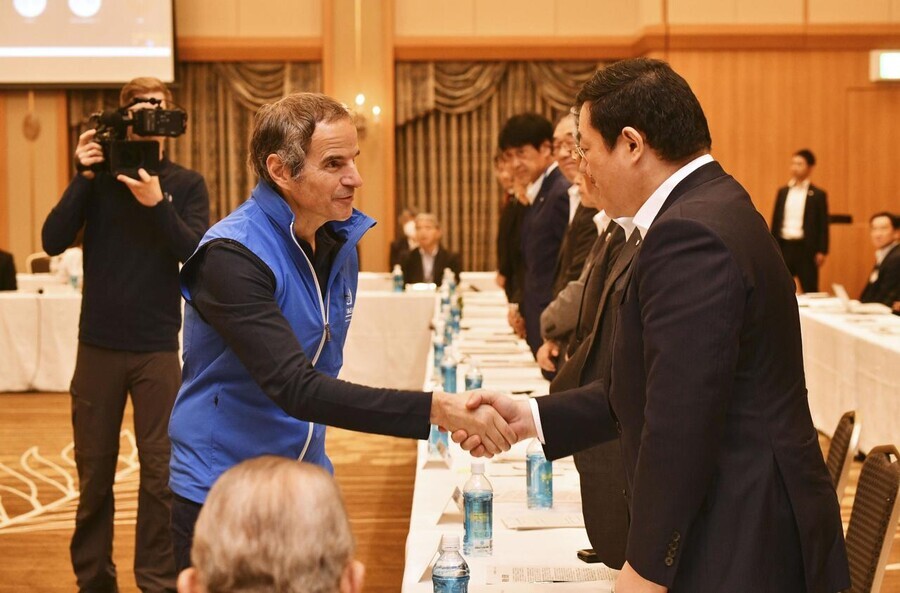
left=432, top=390, right=537, bottom=457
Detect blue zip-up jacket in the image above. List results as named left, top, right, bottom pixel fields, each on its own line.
left=169, top=181, right=375, bottom=504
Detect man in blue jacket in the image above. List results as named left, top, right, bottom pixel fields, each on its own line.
left=168, top=93, right=515, bottom=569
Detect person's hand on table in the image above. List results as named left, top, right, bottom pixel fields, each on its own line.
left=615, top=562, right=667, bottom=593
left=507, top=306, right=526, bottom=339
left=451, top=390, right=535, bottom=457
left=431, top=390, right=516, bottom=457
left=536, top=340, right=559, bottom=372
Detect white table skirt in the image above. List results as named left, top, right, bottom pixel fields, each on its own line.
left=799, top=303, right=900, bottom=452
left=0, top=292, right=81, bottom=392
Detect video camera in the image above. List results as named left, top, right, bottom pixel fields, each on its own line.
left=85, top=97, right=187, bottom=178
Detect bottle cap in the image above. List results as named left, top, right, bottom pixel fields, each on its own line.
left=471, top=462, right=485, bottom=474
left=441, top=534, right=460, bottom=551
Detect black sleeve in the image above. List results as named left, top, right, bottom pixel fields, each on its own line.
left=42, top=175, right=91, bottom=256
left=187, top=240, right=432, bottom=439
left=816, top=190, right=829, bottom=254
left=151, top=174, right=210, bottom=263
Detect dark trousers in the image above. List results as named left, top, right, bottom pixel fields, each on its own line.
left=573, top=439, right=629, bottom=569
left=777, top=239, right=819, bottom=293
left=69, top=343, right=180, bottom=593
left=170, top=494, right=203, bottom=573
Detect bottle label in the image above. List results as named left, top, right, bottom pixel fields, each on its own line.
left=432, top=575, right=469, bottom=593
left=463, top=491, right=493, bottom=555
left=464, top=376, right=483, bottom=390
left=526, top=454, right=553, bottom=508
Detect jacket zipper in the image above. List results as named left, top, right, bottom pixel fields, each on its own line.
left=287, top=216, right=331, bottom=462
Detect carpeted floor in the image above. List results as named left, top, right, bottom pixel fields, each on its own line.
left=0, top=392, right=897, bottom=593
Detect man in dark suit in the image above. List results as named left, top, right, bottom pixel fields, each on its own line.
left=860, top=211, right=900, bottom=309
left=459, top=59, right=849, bottom=593
left=0, top=249, right=17, bottom=291
left=495, top=152, right=527, bottom=309
left=499, top=113, right=570, bottom=356
left=400, top=213, right=461, bottom=287
left=771, top=149, right=829, bottom=293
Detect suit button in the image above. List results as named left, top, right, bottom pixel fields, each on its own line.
left=672, top=531, right=681, bottom=542
left=664, top=557, right=674, bottom=567
left=616, top=422, right=622, bottom=434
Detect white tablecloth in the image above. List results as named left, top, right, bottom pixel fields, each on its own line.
left=0, top=292, right=81, bottom=392
left=799, top=301, right=900, bottom=452
left=337, top=290, right=437, bottom=390
left=15, top=273, right=72, bottom=294
left=402, top=291, right=613, bottom=592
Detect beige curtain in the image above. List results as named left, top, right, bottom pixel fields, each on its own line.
left=67, top=62, right=321, bottom=221
left=395, top=61, right=602, bottom=271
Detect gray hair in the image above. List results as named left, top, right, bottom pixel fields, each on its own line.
left=249, top=93, right=352, bottom=187
left=415, top=212, right=441, bottom=229
left=191, top=456, right=356, bottom=593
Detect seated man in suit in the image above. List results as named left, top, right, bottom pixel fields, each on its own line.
left=400, top=213, right=461, bottom=287
left=860, top=211, right=900, bottom=310
left=177, top=456, right=365, bottom=593
left=0, top=249, right=16, bottom=291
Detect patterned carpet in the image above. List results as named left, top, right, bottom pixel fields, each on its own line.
left=0, top=392, right=897, bottom=593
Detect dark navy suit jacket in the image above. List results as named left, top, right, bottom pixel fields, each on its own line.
left=519, top=165, right=570, bottom=355
left=537, top=162, right=849, bottom=592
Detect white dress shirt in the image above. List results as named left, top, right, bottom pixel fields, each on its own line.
left=529, top=153, right=715, bottom=444
left=780, top=178, right=810, bottom=240
left=525, top=162, right=559, bottom=205
left=567, top=184, right=581, bottom=224
left=593, top=210, right=610, bottom=235
left=420, top=246, right=439, bottom=282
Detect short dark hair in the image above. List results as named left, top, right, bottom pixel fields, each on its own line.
left=870, top=211, right=899, bottom=229
left=575, top=58, right=711, bottom=162
left=498, top=113, right=554, bottom=151
left=794, top=149, right=816, bottom=167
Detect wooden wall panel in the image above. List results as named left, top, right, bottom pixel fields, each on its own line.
left=662, top=50, right=894, bottom=295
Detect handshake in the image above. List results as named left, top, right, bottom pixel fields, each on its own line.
left=430, top=390, right=538, bottom=457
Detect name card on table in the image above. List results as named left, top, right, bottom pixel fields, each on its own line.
left=486, top=564, right=618, bottom=585
left=502, top=512, right=586, bottom=530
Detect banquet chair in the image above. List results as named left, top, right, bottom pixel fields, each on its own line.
left=843, top=444, right=900, bottom=593
left=25, top=251, right=51, bottom=273
left=827, top=411, right=862, bottom=504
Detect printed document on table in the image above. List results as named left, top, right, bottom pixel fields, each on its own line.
left=486, top=564, right=619, bottom=584
left=502, top=512, right=585, bottom=530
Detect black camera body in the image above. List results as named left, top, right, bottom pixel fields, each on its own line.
left=88, top=98, right=187, bottom=178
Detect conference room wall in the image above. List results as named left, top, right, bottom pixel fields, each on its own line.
left=655, top=49, right=898, bottom=298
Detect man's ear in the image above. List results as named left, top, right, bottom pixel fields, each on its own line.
left=620, top=126, right=645, bottom=162
left=177, top=568, right=203, bottom=593
left=266, top=154, right=293, bottom=191
left=339, top=559, right=366, bottom=593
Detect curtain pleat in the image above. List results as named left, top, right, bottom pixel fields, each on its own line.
left=395, top=61, right=602, bottom=270
left=67, top=62, right=321, bottom=223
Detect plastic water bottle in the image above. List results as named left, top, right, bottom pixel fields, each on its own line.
left=441, top=349, right=458, bottom=394
left=463, top=462, right=493, bottom=556
left=443, top=267, right=457, bottom=295
left=432, top=325, right=446, bottom=376
left=428, top=423, right=449, bottom=457
left=526, top=439, right=553, bottom=509
left=450, top=297, right=461, bottom=336
left=432, top=534, right=470, bottom=593
left=441, top=305, right=453, bottom=345
left=464, top=364, right=483, bottom=390
left=392, top=264, right=404, bottom=292
left=440, top=281, right=451, bottom=308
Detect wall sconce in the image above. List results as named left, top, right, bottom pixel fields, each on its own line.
left=351, top=93, right=381, bottom=141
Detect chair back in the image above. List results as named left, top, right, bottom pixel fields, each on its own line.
left=25, top=251, right=51, bottom=274
left=826, top=411, right=861, bottom=503
left=845, top=444, right=900, bottom=593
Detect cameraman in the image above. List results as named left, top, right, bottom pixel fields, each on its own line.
left=42, top=77, right=209, bottom=593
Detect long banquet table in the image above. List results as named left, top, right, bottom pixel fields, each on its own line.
left=0, top=285, right=436, bottom=393
left=401, top=289, right=618, bottom=592
left=798, top=297, right=900, bottom=452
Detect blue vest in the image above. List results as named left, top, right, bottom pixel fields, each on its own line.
left=169, top=181, right=375, bottom=503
